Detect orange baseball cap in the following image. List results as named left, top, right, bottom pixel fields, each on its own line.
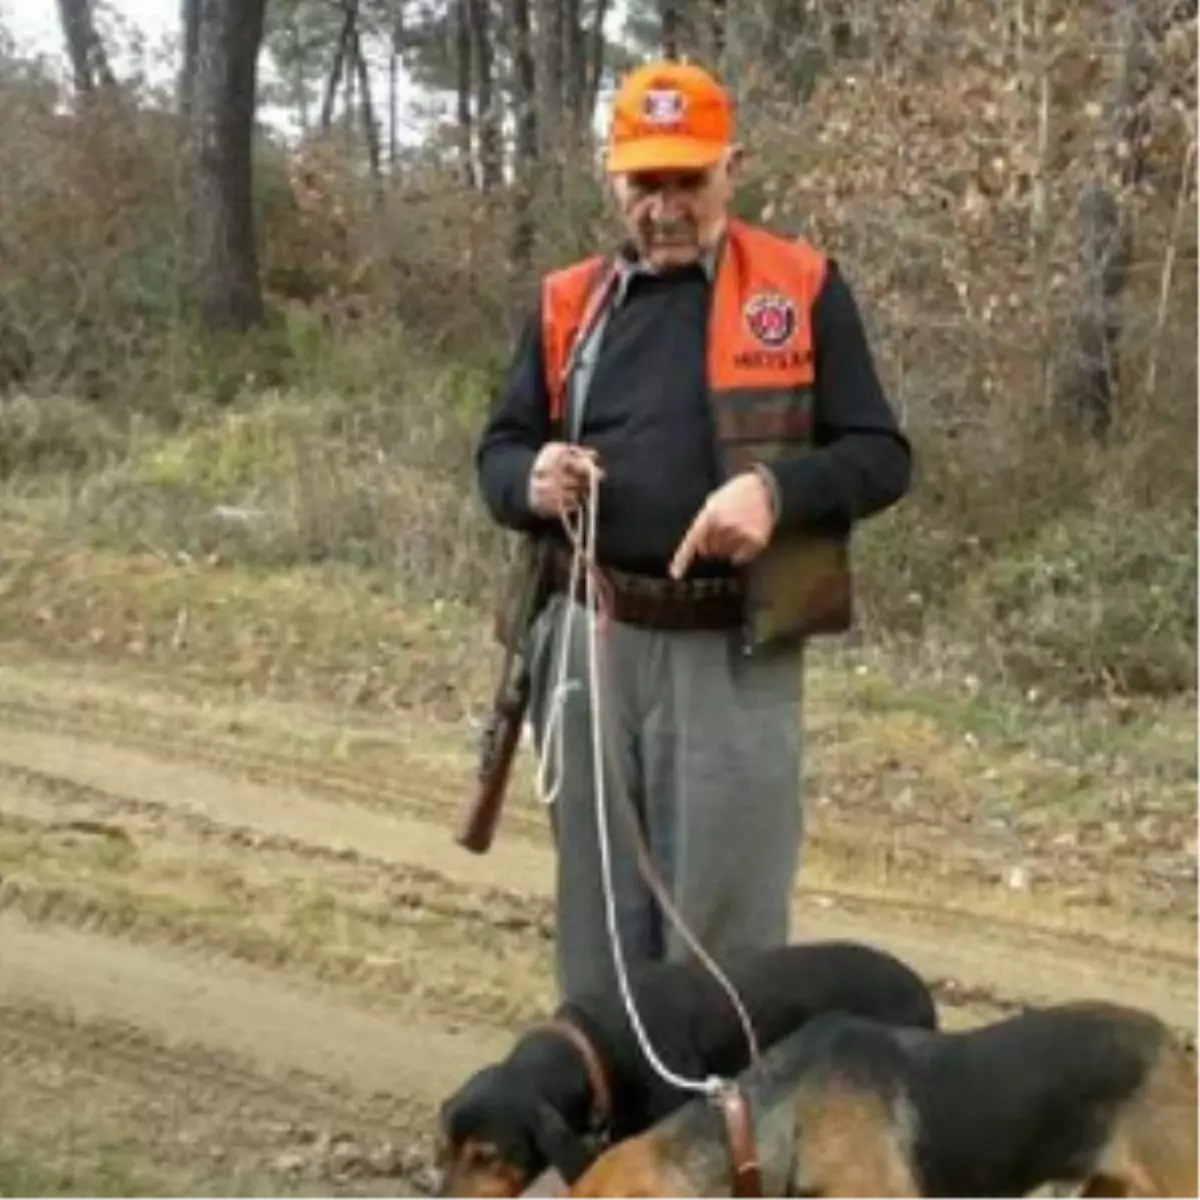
left=605, top=60, right=734, bottom=174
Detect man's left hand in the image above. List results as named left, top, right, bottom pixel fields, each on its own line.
left=669, top=469, right=778, bottom=579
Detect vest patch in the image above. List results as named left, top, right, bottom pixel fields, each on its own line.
left=743, top=290, right=797, bottom=348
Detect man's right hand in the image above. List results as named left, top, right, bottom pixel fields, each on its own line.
left=527, top=442, right=603, bottom=519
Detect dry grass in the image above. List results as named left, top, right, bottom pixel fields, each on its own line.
left=0, top=536, right=489, bottom=719
left=0, top=531, right=1192, bottom=932
left=0, top=817, right=556, bottom=1027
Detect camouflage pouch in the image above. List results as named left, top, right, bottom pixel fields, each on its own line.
left=741, top=530, right=854, bottom=655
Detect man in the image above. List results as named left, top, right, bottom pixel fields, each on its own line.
left=474, top=59, right=912, bottom=1001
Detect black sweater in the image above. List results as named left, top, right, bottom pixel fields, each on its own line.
left=475, top=254, right=912, bottom=578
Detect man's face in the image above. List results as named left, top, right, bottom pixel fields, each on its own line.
left=611, top=151, right=738, bottom=270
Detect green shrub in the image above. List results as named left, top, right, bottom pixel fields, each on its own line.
left=67, top=344, right=502, bottom=603
left=0, top=394, right=128, bottom=480
left=947, top=502, right=1197, bottom=698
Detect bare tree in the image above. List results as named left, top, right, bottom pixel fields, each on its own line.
left=710, top=0, right=728, bottom=69
left=564, top=0, right=586, bottom=134
left=320, top=1, right=356, bottom=130
left=509, top=0, right=538, bottom=270
left=1051, top=0, right=1164, bottom=437
left=537, top=0, right=564, bottom=157
left=467, top=0, right=502, bottom=189
left=584, top=0, right=611, bottom=119
left=661, top=0, right=680, bottom=58
left=179, top=0, right=201, bottom=124
left=455, top=0, right=474, bottom=186
left=350, top=17, right=382, bottom=185
left=385, top=0, right=405, bottom=169
left=185, top=0, right=268, bottom=332
left=1054, top=182, right=1130, bottom=438
left=56, top=0, right=116, bottom=94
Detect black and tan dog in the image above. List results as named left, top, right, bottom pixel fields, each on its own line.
left=569, top=998, right=1199, bottom=1198
left=435, top=939, right=938, bottom=1197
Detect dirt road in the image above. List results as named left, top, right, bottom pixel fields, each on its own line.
left=0, top=661, right=1194, bottom=1194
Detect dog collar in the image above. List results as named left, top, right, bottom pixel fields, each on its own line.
left=540, top=1017, right=614, bottom=1135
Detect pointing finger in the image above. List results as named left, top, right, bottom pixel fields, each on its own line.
left=669, top=506, right=710, bottom=580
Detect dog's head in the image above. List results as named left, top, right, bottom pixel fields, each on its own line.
left=436, top=1065, right=595, bottom=1197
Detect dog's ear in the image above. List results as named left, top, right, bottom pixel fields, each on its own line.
left=531, top=1102, right=594, bottom=1184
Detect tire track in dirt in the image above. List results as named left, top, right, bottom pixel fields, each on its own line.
left=0, top=719, right=552, bottom=892
left=0, top=758, right=1194, bottom=1041
left=0, top=908, right=504, bottom=1190
left=0, top=689, right=1190, bottom=960
left=0, top=722, right=1195, bottom=1035
left=6, top=686, right=1186, bottom=936
left=0, top=760, right=553, bottom=941
left=0, top=692, right=550, bottom=841
left=0, top=908, right=507, bottom=1108
left=0, top=680, right=1195, bottom=1191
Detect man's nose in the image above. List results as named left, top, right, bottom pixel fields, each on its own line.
left=646, top=190, right=684, bottom=217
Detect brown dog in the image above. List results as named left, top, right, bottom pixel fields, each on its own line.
left=569, top=1000, right=1198, bottom=1198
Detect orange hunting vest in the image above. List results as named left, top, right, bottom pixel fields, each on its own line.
left=537, top=218, right=854, bottom=653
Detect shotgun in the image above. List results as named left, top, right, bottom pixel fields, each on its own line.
left=455, top=536, right=553, bottom=854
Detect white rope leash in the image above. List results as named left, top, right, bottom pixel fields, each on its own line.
left=535, top=465, right=760, bottom=1099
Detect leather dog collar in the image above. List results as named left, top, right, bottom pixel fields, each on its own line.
left=716, top=1083, right=762, bottom=1198
left=541, top=1017, right=614, bottom=1132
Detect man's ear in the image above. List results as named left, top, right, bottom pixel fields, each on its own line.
left=531, top=1102, right=595, bottom=1184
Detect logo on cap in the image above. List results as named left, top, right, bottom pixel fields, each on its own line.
left=744, top=292, right=797, bottom=348
left=641, top=87, right=685, bottom=124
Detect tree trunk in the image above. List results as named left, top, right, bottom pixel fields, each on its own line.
left=186, top=0, right=267, bottom=333
left=177, top=0, right=201, bottom=267
left=1048, top=0, right=1155, bottom=437
left=584, top=0, right=610, bottom=121
left=661, top=0, right=679, bottom=58
left=320, top=2, right=355, bottom=131
left=389, top=3, right=403, bottom=170
left=56, top=0, right=116, bottom=94
left=179, top=0, right=201, bottom=122
left=342, top=22, right=356, bottom=138
left=455, top=0, right=474, bottom=187
left=288, top=8, right=311, bottom=133
left=468, top=0, right=503, bottom=189
left=509, top=0, right=538, bottom=272
left=1054, top=181, right=1130, bottom=438
left=536, top=0, right=564, bottom=159
left=564, top=0, right=586, bottom=135
left=825, top=0, right=854, bottom=58
left=661, top=0, right=703, bottom=60
left=1110, top=0, right=1154, bottom=189
left=710, top=0, right=728, bottom=70
left=351, top=22, right=382, bottom=188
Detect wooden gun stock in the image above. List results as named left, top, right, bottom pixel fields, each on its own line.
left=455, top=536, right=552, bottom=856
left=455, top=697, right=527, bottom=855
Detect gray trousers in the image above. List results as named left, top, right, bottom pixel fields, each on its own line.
left=527, top=593, right=805, bottom=1001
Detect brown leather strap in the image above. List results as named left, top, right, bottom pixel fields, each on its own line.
left=719, top=1084, right=762, bottom=1198
left=541, top=1017, right=613, bottom=1131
